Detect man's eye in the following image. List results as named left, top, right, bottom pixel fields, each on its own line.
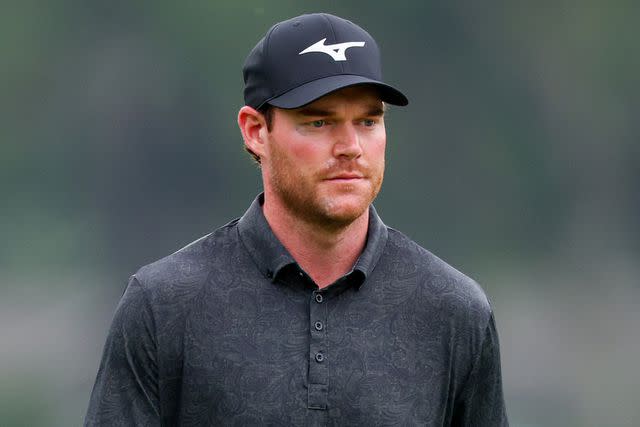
left=363, top=119, right=375, bottom=127
left=310, top=120, right=325, bottom=128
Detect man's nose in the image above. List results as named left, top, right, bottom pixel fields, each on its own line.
left=332, top=124, right=363, bottom=159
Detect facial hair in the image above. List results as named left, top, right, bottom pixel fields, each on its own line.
left=266, top=139, right=384, bottom=232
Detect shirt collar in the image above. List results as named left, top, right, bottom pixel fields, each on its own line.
left=237, top=193, right=388, bottom=288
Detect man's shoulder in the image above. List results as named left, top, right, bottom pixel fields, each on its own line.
left=384, top=226, right=492, bottom=318
left=133, top=218, right=241, bottom=295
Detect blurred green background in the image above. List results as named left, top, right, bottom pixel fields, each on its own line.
left=1, top=1, right=638, bottom=426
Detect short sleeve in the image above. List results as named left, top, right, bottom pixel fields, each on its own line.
left=84, top=276, right=160, bottom=426
left=453, top=311, right=509, bottom=426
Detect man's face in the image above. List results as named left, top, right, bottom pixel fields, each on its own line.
left=261, top=85, right=386, bottom=229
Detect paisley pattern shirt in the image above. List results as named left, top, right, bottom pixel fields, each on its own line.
left=85, top=194, right=508, bottom=426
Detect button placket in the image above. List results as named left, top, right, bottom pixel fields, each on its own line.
left=308, top=291, right=328, bottom=409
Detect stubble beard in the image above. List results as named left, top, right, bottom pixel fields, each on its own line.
left=267, top=147, right=384, bottom=232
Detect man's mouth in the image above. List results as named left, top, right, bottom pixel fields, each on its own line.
left=325, top=173, right=364, bottom=181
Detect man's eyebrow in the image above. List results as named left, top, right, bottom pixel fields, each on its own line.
left=295, top=107, right=335, bottom=117
left=295, top=104, right=386, bottom=117
left=366, top=105, right=385, bottom=116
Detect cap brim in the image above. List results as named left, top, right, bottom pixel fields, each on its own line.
left=264, top=74, right=408, bottom=109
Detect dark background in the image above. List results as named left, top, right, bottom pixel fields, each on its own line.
left=1, top=1, right=638, bottom=426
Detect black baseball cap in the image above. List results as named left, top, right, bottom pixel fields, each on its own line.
left=242, top=13, right=409, bottom=110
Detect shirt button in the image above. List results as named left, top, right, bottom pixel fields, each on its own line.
left=314, top=321, right=323, bottom=331
left=315, top=352, right=325, bottom=363
left=315, top=294, right=323, bottom=303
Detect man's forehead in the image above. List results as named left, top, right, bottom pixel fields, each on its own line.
left=294, top=85, right=384, bottom=112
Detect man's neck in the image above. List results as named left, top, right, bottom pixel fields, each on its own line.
left=263, top=197, right=369, bottom=289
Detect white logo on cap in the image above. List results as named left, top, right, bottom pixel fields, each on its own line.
left=299, top=38, right=365, bottom=61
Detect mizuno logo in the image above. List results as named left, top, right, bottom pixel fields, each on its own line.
left=299, top=38, right=366, bottom=61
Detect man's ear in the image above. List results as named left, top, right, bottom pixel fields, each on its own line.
left=238, top=106, right=269, bottom=161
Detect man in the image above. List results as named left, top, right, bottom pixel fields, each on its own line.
left=85, top=13, right=508, bottom=426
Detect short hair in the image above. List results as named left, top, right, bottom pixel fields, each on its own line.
left=244, top=104, right=274, bottom=165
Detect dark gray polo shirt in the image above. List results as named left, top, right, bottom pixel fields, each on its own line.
left=85, top=194, right=508, bottom=426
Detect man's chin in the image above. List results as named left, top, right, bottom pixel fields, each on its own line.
left=315, top=195, right=371, bottom=227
